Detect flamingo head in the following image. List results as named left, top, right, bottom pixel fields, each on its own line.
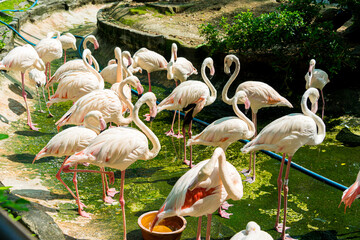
left=234, top=91, right=250, bottom=110
left=308, top=59, right=316, bottom=74
left=308, top=88, right=319, bottom=114
left=224, top=54, right=236, bottom=76
left=93, top=40, right=99, bottom=50
left=204, top=57, right=215, bottom=79
left=141, top=92, right=157, bottom=122
left=172, top=43, right=178, bottom=61
left=245, top=221, right=260, bottom=235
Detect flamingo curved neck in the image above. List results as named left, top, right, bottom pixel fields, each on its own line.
left=121, top=53, right=132, bottom=78
left=90, top=55, right=100, bottom=72
left=133, top=101, right=161, bottom=160
left=232, top=96, right=255, bottom=138
left=222, top=57, right=240, bottom=105
left=82, top=37, right=91, bottom=50
left=115, top=48, right=123, bottom=83
left=83, top=51, right=103, bottom=85
left=201, top=61, right=217, bottom=106
left=117, top=79, right=135, bottom=125
left=215, top=148, right=243, bottom=200
left=301, top=90, right=326, bottom=145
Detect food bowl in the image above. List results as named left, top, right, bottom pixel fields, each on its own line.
left=138, top=211, right=187, bottom=240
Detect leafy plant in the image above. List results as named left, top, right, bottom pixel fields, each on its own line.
left=0, top=186, right=30, bottom=221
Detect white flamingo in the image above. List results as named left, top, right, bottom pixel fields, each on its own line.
left=230, top=221, right=273, bottom=240
left=62, top=92, right=160, bottom=240
left=59, top=32, right=77, bottom=63
left=157, top=57, right=216, bottom=168
left=222, top=54, right=293, bottom=183
left=304, top=59, right=329, bottom=119
left=241, top=88, right=326, bottom=240
left=151, top=147, right=243, bottom=240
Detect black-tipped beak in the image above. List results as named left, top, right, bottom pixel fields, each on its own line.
left=149, top=116, right=155, bottom=122
left=209, top=74, right=214, bottom=80
left=138, top=93, right=143, bottom=98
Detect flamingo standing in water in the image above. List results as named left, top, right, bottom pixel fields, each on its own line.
left=304, top=59, right=329, bottom=119
left=28, top=68, right=53, bottom=117
left=230, top=221, right=273, bottom=240
left=165, top=43, right=198, bottom=138
left=59, top=32, right=77, bottom=63
left=62, top=92, right=160, bottom=240
left=47, top=49, right=104, bottom=107
left=241, top=88, right=326, bottom=240
left=33, top=111, right=109, bottom=205
left=151, top=147, right=243, bottom=240
left=157, top=57, right=216, bottom=168
left=35, top=31, right=63, bottom=96
left=131, top=47, right=167, bottom=92
left=222, top=54, right=293, bottom=183
left=0, top=44, right=45, bottom=130
left=48, top=35, right=100, bottom=87
left=187, top=90, right=255, bottom=218
left=339, top=170, right=360, bottom=212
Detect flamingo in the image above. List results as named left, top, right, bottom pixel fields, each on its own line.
left=304, top=59, right=329, bottom=119
left=35, top=31, right=63, bottom=96
left=55, top=75, right=143, bottom=130
left=32, top=111, right=109, bottom=205
left=150, top=147, right=243, bottom=240
left=59, top=32, right=77, bottom=63
left=241, top=88, right=326, bottom=240
left=230, top=221, right=273, bottom=240
left=62, top=92, right=160, bottom=240
left=339, top=170, right=360, bottom=212
left=187, top=90, right=255, bottom=218
left=157, top=57, right=216, bottom=168
left=47, top=49, right=104, bottom=107
left=47, top=35, right=100, bottom=87
left=165, top=43, right=198, bottom=138
left=28, top=68, right=53, bottom=117
left=222, top=54, right=293, bottom=183
left=0, top=44, right=45, bottom=130
left=131, top=47, right=167, bottom=92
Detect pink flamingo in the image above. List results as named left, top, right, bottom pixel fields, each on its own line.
left=28, top=68, right=53, bottom=117
left=241, top=88, right=326, bottom=240
left=35, top=31, right=63, bottom=96
left=305, top=59, right=329, bottom=119
left=59, top=32, right=77, bottom=63
left=157, top=57, right=216, bottom=168
left=230, top=221, right=273, bottom=240
left=0, top=44, right=45, bottom=130
left=132, top=47, right=167, bottom=92
left=339, top=170, right=360, bottom=212
left=165, top=43, right=198, bottom=138
left=151, top=147, right=243, bottom=240
left=222, top=54, right=293, bottom=183
left=62, top=92, right=160, bottom=240
left=33, top=111, right=108, bottom=205
left=48, top=35, right=100, bottom=87
left=47, top=49, right=104, bottom=107
left=55, top=75, right=143, bottom=130
left=187, top=90, right=255, bottom=218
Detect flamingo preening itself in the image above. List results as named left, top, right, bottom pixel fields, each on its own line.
left=304, top=59, right=329, bottom=119
left=0, top=44, right=45, bottom=131
left=157, top=57, right=216, bottom=168
left=59, top=32, right=77, bottom=63
left=241, top=88, right=326, bottom=240
left=62, top=92, right=160, bottom=240
left=230, top=221, right=273, bottom=240
left=151, top=147, right=243, bottom=240
left=222, top=54, right=293, bottom=183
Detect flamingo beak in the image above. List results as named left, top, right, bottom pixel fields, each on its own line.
left=244, top=98, right=251, bottom=110
left=137, top=83, right=144, bottom=98
left=94, top=40, right=99, bottom=50
left=311, top=101, right=318, bottom=114
left=100, top=118, right=107, bottom=131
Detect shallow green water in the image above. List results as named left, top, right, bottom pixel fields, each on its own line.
left=3, top=24, right=360, bottom=240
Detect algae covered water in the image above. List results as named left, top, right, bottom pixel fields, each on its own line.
left=3, top=22, right=360, bottom=240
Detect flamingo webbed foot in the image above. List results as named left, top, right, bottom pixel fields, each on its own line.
left=165, top=129, right=174, bottom=136
left=38, top=109, right=45, bottom=113
left=241, top=169, right=251, bottom=176
left=283, top=234, right=297, bottom=240
left=218, top=208, right=232, bottom=219
left=103, top=196, right=115, bottom=204
left=221, top=201, right=233, bottom=210
left=82, top=162, right=90, bottom=167
left=79, top=210, right=91, bottom=218
left=244, top=176, right=255, bottom=184
left=275, top=223, right=290, bottom=233
left=47, top=113, right=54, bottom=118
left=29, top=123, right=40, bottom=131
left=174, top=133, right=183, bottom=139
left=107, top=188, right=119, bottom=197
left=183, top=159, right=193, bottom=168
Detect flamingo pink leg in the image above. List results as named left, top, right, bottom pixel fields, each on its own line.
left=321, top=89, right=325, bottom=119
left=45, top=62, right=52, bottom=100
left=275, top=153, right=289, bottom=233
left=100, top=167, right=114, bottom=204
left=148, top=72, right=152, bottom=92
left=101, top=167, right=119, bottom=198
left=206, top=214, right=212, bottom=240
left=119, top=170, right=127, bottom=240
left=62, top=165, right=115, bottom=217
left=49, top=65, right=54, bottom=95
left=175, top=110, right=183, bottom=138
left=165, top=111, right=176, bottom=137
left=41, top=87, right=53, bottom=117
left=21, top=72, right=39, bottom=131
left=196, top=216, right=202, bottom=240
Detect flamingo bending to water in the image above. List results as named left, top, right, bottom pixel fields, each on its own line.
left=222, top=54, right=293, bottom=183
left=62, top=92, right=160, bottom=240
left=33, top=111, right=108, bottom=205
left=132, top=47, right=167, bottom=92
left=165, top=43, right=198, bottom=138
left=59, top=32, right=77, bottom=63
left=151, top=147, right=243, bottom=240
left=0, top=44, right=45, bottom=130
left=157, top=57, right=216, bottom=168
left=241, top=88, right=326, bottom=240
left=304, top=59, right=329, bottom=119
left=230, top=221, right=273, bottom=240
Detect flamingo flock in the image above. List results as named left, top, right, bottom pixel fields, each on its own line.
left=1, top=29, right=346, bottom=240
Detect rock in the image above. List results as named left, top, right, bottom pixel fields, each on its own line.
left=336, top=127, right=360, bottom=147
